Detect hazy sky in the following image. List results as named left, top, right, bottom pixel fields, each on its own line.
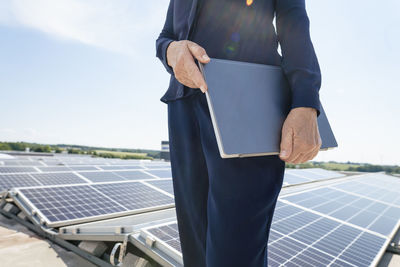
left=0, top=0, right=399, bottom=165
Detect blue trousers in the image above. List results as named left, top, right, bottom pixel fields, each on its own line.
left=167, top=91, right=285, bottom=267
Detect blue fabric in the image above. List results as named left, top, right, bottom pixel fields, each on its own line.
left=168, top=91, right=285, bottom=266
left=156, top=0, right=322, bottom=116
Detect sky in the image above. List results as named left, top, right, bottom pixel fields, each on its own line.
left=0, top=0, right=399, bottom=165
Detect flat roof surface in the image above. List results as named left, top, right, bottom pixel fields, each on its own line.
left=0, top=213, right=95, bottom=267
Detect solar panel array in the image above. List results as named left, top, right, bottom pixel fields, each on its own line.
left=0, top=156, right=175, bottom=226
left=138, top=173, right=400, bottom=267
left=1, top=155, right=346, bottom=195
left=0, top=159, right=172, bottom=193
left=5, top=155, right=395, bottom=266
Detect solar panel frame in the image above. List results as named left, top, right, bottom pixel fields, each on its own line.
left=140, top=221, right=183, bottom=265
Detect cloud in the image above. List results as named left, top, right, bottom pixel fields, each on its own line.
left=0, top=0, right=168, bottom=57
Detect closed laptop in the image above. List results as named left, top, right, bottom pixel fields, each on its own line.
left=198, top=58, right=338, bottom=158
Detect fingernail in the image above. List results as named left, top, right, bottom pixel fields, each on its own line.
left=280, top=150, right=287, bottom=157
left=202, top=55, right=210, bottom=61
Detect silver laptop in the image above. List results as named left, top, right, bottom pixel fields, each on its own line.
left=198, top=58, right=338, bottom=159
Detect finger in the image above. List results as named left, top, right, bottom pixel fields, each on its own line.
left=279, top=127, right=293, bottom=160
left=285, top=140, right=303, bottom=162
left=308, top=146, right=320, bottom=161
left=290, top=152, right=306, bottom=164
left=185, top=59, right=208, bottom=92
left=297, top=148, right=317, bottom=163
left=187, top=42, right=210, bottom=63
left=304, top=133, right=321, bottom=162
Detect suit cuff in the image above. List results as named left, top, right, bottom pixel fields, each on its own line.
left=291, top=89, right=321, bottom=117
left=161, top=39, right=175, bottom=75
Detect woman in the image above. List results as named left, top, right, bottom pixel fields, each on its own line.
left=156, top=0, right=322, bottom=266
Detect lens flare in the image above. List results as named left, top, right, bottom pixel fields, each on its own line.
left=246, top=0, right=253, bottom=6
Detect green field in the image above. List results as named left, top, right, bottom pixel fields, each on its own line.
left=93, top=150, right=152, bottom=160
left=286, top=161, right=400, bottom=175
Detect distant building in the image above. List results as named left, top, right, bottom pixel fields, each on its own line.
left=161, top=141, right=169, bottom=152
left=160, top=141, right=170, bottom=161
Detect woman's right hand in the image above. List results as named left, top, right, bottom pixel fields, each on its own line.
left=166, top=40, right=210, bottom=93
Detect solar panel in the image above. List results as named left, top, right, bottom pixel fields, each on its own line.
left=142, top=163, right=171, bottom=168
left=0, top=174, right=40, bottom=192
left=286, top=169, right=324, bottom=180
left=68, top=166, right=98, bottom=171
left=282, top=168, right=345, bottom=186
left=146, top=169, right=172, bottom=178
left=283, top=172, right=310, bottom=186
left=3, top=161, right=42, bottom=166
left=121, top=165, right=145, bottom=170
left=92, top=182, right=174, bottom=211
left=285, top=168, right=345, bottom=184
left=113, top=170, right=155, bottom=180
left=41, top=161, right=63, bottom=166
left=78, top=171, right=125, bottom=183
left=145, top=179, right=174, bottom=195
left=30, top=172, right=88, bottom=186
left=142, top=221, right=182, bottom=254
left=13, top=181, right=175, bottom=227
left=0, top=167, right=38, bottom=173
left=305, top=168, right=345, bottom=179
left=143, top=165, right=172, bottom=169
left=18, top=185, right=127, bottom=225
left=38, top=166, right=71, bottom=172
left=331, top=175, right=400, bottom=207
left=281, top=185, right=400, bottom=237
left=99, top=166, right=143, bottom=170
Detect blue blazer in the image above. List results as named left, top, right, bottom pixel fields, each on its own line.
left=156, top=0, right=322, bottom=116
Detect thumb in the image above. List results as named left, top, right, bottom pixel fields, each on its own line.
left=187, top=42, right=210, bottom=63
left=280, top=127, right=293, bottom=159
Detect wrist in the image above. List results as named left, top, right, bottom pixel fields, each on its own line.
left=291, top=107, right=317, bottom=118
left=166, top=41, right=177, bottom=68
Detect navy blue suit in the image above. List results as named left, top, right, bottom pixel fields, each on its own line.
left=156, top=0, right=321, bottom=266
left=157, top=0, right=321, bottom=115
